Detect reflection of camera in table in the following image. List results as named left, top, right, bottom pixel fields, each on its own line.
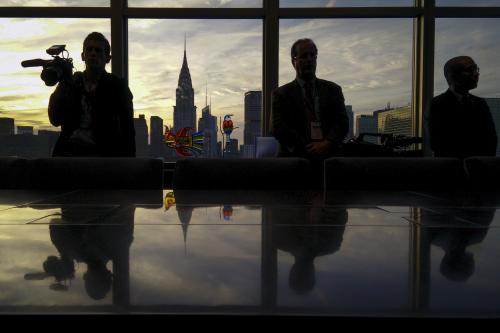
left=21, top=45, right=74, bottom=86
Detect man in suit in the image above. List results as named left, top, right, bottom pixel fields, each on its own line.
left=48, top=32, right=136, bottom=157
left=430, top=56, right=497, bottom=158
left=271, top=38, right=348, bottom=186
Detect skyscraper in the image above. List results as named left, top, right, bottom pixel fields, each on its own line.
left=0, top=117, right=15, bottom=136
left=198, top=103, right=218, bottom=158
left=244, top=91, right=262, bottom=146
left=17, top=126, right=34, bottom=135
left=225, top=138, right=239, bottom=158
left=345, top=105, right=354, bottom=141
left=375, top=106, right=412, bottom=137
left=150, top=116, right=164, bottom=157
left=356, top=114, right=378, bottom=144
left=134, top=114, right=149, bottom=157
left=242, top=91, right=262, bottom=158
left=173, top=37, right=196, bottom=132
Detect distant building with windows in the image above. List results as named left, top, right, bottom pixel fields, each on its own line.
left=198, top=104, right=218, bottom=158
left=173, top=39, right=196, bottom=132
left=345, top=105, right=354, bottom=141
left=244, top=91, right=262, bottom=146
left=356, top=114, right=378, bottom=144
left=0, top=117, right=15, bottom=136
left=241, top=144, right=255, bottom=158
left=243, top=91, right=262, bottom=159
left=0, top=128, right=58, bottom=158
left=150, top=116, right=164, bottom=158
left=17, top=126, right=33, bottom=135
left=134, top=114, right=149, bottom=157
left=225, top=138, right=239, bottom=158
left=375, top=105, right=412, bottom=137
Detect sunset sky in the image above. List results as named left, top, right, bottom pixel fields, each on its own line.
left=1, top=0, right=499, bottom=145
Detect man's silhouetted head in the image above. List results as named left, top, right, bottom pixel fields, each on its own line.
left=84, top=261, right=112, bottom=300
left=82, top=32, right=111, bottom=73
left=444, top=56, right=479, bottom=94
left=291, top=38, right=318, bottom=82
left=289, top=256, right=316, bottom=294
left=440, top=250, right=475, bottom=282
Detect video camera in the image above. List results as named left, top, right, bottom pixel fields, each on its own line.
left=21, top=45, right=74, bottom=86
left=343, top=133, right=423, bottom=157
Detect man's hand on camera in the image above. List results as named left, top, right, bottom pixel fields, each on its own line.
left=306, top=140, right=331, bottom=155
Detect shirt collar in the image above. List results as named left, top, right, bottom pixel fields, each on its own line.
left=296, top=77, right=316, bottom=89
left=448, top=87, right=469, bottom=102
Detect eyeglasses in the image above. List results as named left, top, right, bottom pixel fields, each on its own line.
left=462, top=65, right=480, bottom=74
left=294, top=53, right=317, bottom=61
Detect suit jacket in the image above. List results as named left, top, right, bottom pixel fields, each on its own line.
left=430, top=89, right=497, bottom=158
left=270, top=78, right=348, bottom=157
left=48, top=71, right=136, bottom=157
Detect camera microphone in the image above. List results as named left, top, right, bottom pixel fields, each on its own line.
left=21, top=59, right=50, bottom=68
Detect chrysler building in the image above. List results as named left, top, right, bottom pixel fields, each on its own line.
left=173, top=36, right=197, bottom=131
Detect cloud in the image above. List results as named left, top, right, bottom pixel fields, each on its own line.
left=0, top=94, right=39, bottom=102
left=279, top=18, right=413, bottom=113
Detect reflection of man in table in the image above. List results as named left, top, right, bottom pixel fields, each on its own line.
left=271, top=206, right=348, bottom=294
left=427, top=208, right=495, bottom=282
left=25, top=206, right=135, bottom=300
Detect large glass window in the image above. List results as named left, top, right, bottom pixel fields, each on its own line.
left=435, top=18, right=500, bottom=156
left=128, top=0, right=262, bottom=8
left=0, top=18, right=110, bottom=157
left=279, top=19, right=413, bottom=141
left=129, top=19, right=262, bottom=160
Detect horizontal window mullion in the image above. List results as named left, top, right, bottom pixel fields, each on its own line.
left=436, top=7, right=500, bottom=18
left=0, top=7, right=111, bottom=18
left=124, top=7, right=265, bottom=19
left=279, top=7, right=423, bottom=19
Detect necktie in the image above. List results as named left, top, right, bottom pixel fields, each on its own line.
left=304, top=81, right=316, bottom=121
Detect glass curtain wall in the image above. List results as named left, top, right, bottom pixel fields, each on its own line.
left=1, top=1, right=499, bottom=158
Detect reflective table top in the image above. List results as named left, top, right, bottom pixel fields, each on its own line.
left=0, top=189, right=499, bottom=318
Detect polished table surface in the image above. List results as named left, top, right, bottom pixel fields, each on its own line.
left=0, top=189, right=499, bottom=317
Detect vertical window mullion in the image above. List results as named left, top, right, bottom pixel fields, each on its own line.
left=413, top=0, right=435, bottom=155
left=263, top=0, right=279, bottom=136
left=111, top=0, right=128, bottom=81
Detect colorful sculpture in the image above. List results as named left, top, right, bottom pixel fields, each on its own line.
left=219, top=114, right=239, bottom=157
left=222, top=115, right=234, bottom=137
left=164, top=126, right=204, bottom=157
left=222, top=205, right=233, bottom=221
left=164, top=191, right=176, bottom=211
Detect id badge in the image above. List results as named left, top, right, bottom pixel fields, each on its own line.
left=310, top=121, right=323, bottom=140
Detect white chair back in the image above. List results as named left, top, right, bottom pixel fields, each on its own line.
left=255, top=136, right=279, bottom=158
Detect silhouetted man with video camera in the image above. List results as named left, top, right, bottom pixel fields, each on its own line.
left=48, top=32, right=135, bottom=157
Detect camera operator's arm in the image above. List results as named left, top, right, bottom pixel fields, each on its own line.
left=48, top=82, right=74, bottom=127
left=117, top=80, right=136, bottom=157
